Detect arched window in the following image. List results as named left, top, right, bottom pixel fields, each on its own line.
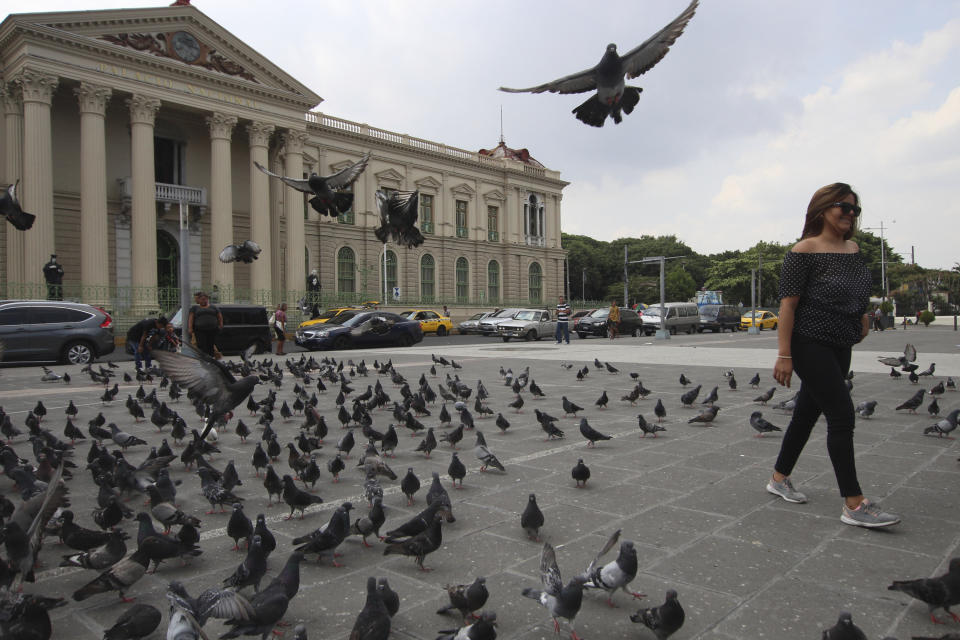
left=380, top=249, right=398, bottom=299
left=528, top=262, right=543, bottom=304
left=337, top=247, right=356, bottom=295
left=420, top=254, right=435, bottom=302
left=487, top=260, right=500, bottom=304
left=455, top=257, right=469, bottom=303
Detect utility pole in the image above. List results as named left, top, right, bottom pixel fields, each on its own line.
left=627, top=255, right=683, bottom=340
left=747, top=269, right=759, bottom=335
left=582, top=268, right=586, bottom=303
left=178, top=199, right=190, bottom=333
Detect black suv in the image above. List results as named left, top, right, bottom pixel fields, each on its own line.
left=169, top=304, right=272, bottom=355
left=0, top=300, right=116, bottom=364
left=698, top=304, right=741, bottom=333
left=577, top=307, right=642, bottom=338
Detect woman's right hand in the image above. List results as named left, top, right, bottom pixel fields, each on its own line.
left=773, top=358, right=793, bottom=388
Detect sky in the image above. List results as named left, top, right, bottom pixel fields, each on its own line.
left=6, top=0, right=960, bottom=268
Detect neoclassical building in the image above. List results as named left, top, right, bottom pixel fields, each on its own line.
left=0, top=3, right=567, bottom=317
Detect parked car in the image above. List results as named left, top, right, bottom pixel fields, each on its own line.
left=640, top=302, right=701, bottom=336
left=169, top=304, right=272, bottom=355
left=0, top=300, right=115, bottom=365
left=497, top=309, right=556, bottom=342
left=457, top=312, right=492, bottom=335
left=741, top=310, right=778, bottom=330
left=698, top=304, right=742, bottom=333
left=298, top=307, right=361, bottom=331
left=399, top=309, right=453, bottom=336
left=477, top=308, right=522, bottom=335
left=295, top=311, right=423, bottom=350
left=570, top=309, right=594, bottom=332
left=577, top=307, right=642, bottom=338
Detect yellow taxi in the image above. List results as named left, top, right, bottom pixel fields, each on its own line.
left=400, top=309, right=454, bottom=336
left=297, top=307, right=361, bottom=330
left=740, top=310, right=779, bottom=330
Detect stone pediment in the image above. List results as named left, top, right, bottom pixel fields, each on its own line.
left=414, top=176, right=441, bottom=192
left=483, top=189, right=506, bottom=202
left=451, top=182, right=476, bottom=198
left=1, top=6, right=321, bottom=107
left=375, top=168, right=404, bottom=189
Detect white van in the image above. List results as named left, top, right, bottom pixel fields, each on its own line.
left=641, top=302, right=701, bottom=335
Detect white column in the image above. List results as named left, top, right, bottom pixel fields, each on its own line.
left=2, top=83, right=24, bottom=288
left=281, top=130, right=307, bottom=300
left=15, top=69, right=58, bottom=286
left=127, top=94, right=161, bottom=312
left=247, top=121, right=274, bottom=301
left=268, top=150, right=283, bottom=295
left=75, top=83, right=112, bottom=305
left=207, top=112, right=238, bottom=297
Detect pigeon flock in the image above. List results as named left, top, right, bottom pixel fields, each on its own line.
left=0, top=334, right=956, bottom=640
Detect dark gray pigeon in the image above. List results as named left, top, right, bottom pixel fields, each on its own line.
left=680, top=385, right=701, bottom=408
left=855, top=400, right=877, bottom=419
left=753, top=387, right=776, bottom=405
left=1, top=180, right=36, bottom=230
left=654, top=399, right=666, bottom=422
left=887, top=557, right=960, bottom=625
left=374, top=189, right=424, bottom=248
left=578, top=418, right=612, bottom=447
left=749, top=411, right=782, bottom=437
left=687, top=405, right=719, bottom=425
left=218, top=240, right=261, bottom=264
left=637, top=414, right=665, bottom=438
left=701, top=386, right=718, bottom=406
left=820, top=611, right=867, bottom=640
left=436, top=576, right=489, bottom=621
left=522, top=542, right=587, bottom=640
left=896, top=389, right=926, bottom=413
left=254, top=152, right=370, bottom=218
left=630, top=589, right=685, bottom=640
left=521, top=494, right=545, bottom=541
left=103, top=603, right=162, bottom=640
left=435, top=611, right=497, bottom=640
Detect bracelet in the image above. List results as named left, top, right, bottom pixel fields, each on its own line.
left=777, top=355, right=792, bottom=359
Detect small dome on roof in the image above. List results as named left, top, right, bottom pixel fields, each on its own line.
left=478, top=141, right=544, bottom=168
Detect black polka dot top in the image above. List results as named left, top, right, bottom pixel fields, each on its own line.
left=778, top=251, right=871, bottom=347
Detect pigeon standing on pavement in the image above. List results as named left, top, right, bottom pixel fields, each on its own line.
left=349, top=576, right=391, bottom=640
left=924, top=409, right=959, bottom=439
left=401, top=468, right=421, bottom=506
left=887, top=557, right=960, bottom=624
left=578, top=418, right=612, bottom=447
left=855, top=400, right=877, bottom=419
left=637, top=414, right=666, bottom=438
left=654, top=399, right=667, bottom=423
left=630, top=589, right=685, bottom=640
left=522, top=542, right=587, bottom=640
left=896, top=389, right=926, bottom=413
left=753, top=387, right=776, bottom=405
left=521, top=494, right=545, bottom=542
left=749, top=411, right=782, bottom=437
left=435, top=611, right=498, bottom=640
left=436, top=576, right=490, bottom=622
left=102, top=603, right=162, bottom=640
left=254, top=152, right=370, bottom=218
left=571, top=459, right=591, bottom=488
left=820, top=611, right=867, bottom=640
left=223, top=534, right=269, bottom=592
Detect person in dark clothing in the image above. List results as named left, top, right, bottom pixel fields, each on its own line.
left=768, top=182, right=899, bottom=529
left=188, top=291, right=222, bottom=357
left=127, top=316, right=168, bottom=370
left=42, top=254, right=64, bottom=300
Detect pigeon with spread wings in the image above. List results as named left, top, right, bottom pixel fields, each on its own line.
left=153, top=344, right=259, bottom=441
left=219, top=240, right=262, bottom=264
left=254, top=152, right=370, bottom=217
left=498, top=0, right=699, bottom=127
left=1, top=180, right=36, bottom=230
left=374, top=189, right=424, bottom=249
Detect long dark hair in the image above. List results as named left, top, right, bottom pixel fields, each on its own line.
left=801, top=182, right=860, bottom=240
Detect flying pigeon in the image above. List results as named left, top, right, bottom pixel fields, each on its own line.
left=499, top=1, right=698, bottom=127
left=218, top=240, right=262, bottom=264
left=374, top=189, right=424, bottom=248
left=1, top=180, right=36, bottom=230
left=254, top=152, right=370, bottom=217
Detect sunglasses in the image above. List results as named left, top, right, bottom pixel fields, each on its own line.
left=829, top=202, right=861, bottom=217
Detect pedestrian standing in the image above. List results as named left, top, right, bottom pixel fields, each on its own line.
left=768, top=182, right=899, bottom=528
left=188, top=291, right=222, bottom=358
left=608, top=299, right=620, bottom=339
left=555, top=296, right=571, bottom=344
left=127, top=316, right=167, bottom=370
left=273, top=302, right=287, bottom=355
left=872, top=306, right=882, bottom=332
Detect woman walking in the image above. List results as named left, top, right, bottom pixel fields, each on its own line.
left=273, top=302, right=287, bottom=356
left=767, top=183, right=899, bottom=528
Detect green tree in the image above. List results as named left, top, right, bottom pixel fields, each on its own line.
left=665, top=266, right=696, bottom=301
left=703, top=241, right=790, bottom=306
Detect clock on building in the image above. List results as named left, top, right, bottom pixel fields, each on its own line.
left=170, top=31, right=201, bottom=63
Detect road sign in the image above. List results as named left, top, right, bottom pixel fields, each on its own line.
left=392, top=286, right=400, bottom=299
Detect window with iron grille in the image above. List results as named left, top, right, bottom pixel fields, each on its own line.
left=337, top=246, right=356, bottom=294
left=420, top=254, right=435, bottom=301
left=487, top=205, right=499, bottom=242
left=455, top=257, right=469, bottom=302
left=528, top=261, right=542, bottom=304
left=487, top=260, right=500, bottom=303
left=455, top=200, right=468, bottom=238
left=420, top=194, right=434, bottom=234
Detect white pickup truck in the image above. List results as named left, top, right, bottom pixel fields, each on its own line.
left=497, top=308, right=557, bottom=342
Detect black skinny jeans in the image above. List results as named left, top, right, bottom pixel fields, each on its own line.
left=774, top=333, right=862, bottom=497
